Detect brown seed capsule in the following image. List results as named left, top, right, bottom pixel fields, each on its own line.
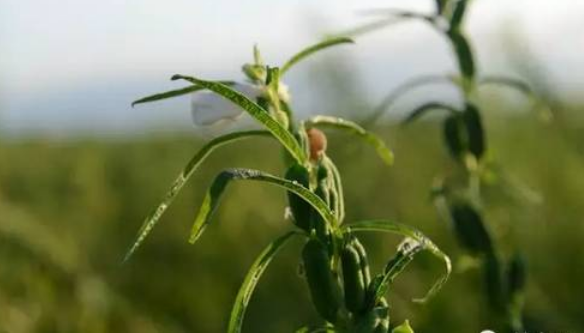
left=307, top=128, right=327, bottom=161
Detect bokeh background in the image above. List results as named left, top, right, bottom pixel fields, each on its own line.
left=1, top=0, right=583, bottom=332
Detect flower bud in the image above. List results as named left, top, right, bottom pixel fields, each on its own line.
left=307, top=128, right=327, bottom=161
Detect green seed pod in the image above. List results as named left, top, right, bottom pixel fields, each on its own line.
left=302, top=239, right=343, bottom=323
left=443, top=115, right=465, bottom=160
left=285, top=163, right=312, bottom=231
left=484, top=251, right=504, bottom=312
left=351, top=237, right=372, bottom=288
left=341, top=244, right=366, bottom=313
left=449, top=0, right=468, bottom=32
left=312, top=163, right=333, bottom=240
left=507, top=253, right=527, bottom=297
left=449, top=202, right=493, bottom=255
left=463, top=103, right=486, bottom=159
left=448, top=31, right=475, bottom=82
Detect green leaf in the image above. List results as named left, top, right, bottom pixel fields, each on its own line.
left=365, top=75, right=459, bottom=126
left=402, top=102, right=459, bottom=125
left=305, top=115, right=394, bottom=165
left=281, top=37, right=354, bottom=74
left=343, top=220, right=452, bottom=303
left=480, top=76, right=533, bottom=96
left=333, top=11, right=437, bottom=39
left=123, top=130, right=272, bottom=263
left=392, top=320, right=415, bottom=333
left=370, top=238, right=425, bottom=305
left=190, top=168, right=337, bottom=244
left=228, top=231, right=303, bottom=333
left=172, top=75, right=307, bottom=163
left=447, top=31, right=475, bottom=83
left=131, top=81, right=235, bottom=107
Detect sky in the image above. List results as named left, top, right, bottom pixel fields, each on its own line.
left=1, top=0, right=583, bottom=137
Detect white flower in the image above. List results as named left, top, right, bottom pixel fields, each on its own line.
left=191, top=83, right=262, bottom=126
left=191, top=82, right=291, bottom=126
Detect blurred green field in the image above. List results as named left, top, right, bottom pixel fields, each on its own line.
left=1, top=109, right=584, bottom=332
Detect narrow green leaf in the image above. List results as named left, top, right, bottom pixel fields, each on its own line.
left=402, top=102, right=459, bottom=125
left=480, top=76, right=532, bottom=95
left=132, top=86, right=204, bottom=107
left=281, top=37, right=354, bottom=74
left=371, top=238, right=424, bottom=304
left=447, top=31, right=475, bottom=82
left=228, top=231, right=303, bottom=333
left=172, top=75, right=307, bottom=163
left=305, top=115, right=394, bottom=165
left=123, top=130, right=272, bottom=263
left=190, top=168, right=337, bottom=244
left=365, top=75, right=459, bottom=126
left=333, top=11, right=437, bottom=39
left=131, top=81, right=235, bottom=107
left=343, top=220, right=452, bottom=303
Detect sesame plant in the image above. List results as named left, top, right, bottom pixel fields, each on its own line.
left=124, top=38, right=451, bottom=333
left=347, top=1, right=547, bottom=332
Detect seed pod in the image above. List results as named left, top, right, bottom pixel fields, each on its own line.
left=507, top=253, right=527, bottom=297
left=449, top=202, right=493, bottom=255
left=443, top=115, right=465, bottom=160
left=448, top=31, right=475, bottom=82
left=341, top=244, right=366, bottom=313
left=312, top=163, right=332, bottom=240
left=351, top=237, right=372, bottom=288
left=463, top=103, right=486, bottom=159
left=285, top=163, right=312, bottom=231
left=302, top=239, right=343, bottom=323
left=449, top=0, right=468, bottom=32
left=484, top=251, right=504, bottom=312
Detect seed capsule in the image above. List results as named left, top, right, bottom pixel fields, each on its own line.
left=463, top=103, right=486, bottom=159
left=443, top=115, right=465, bottom=160
left=449, top=202, right=493, bottom=255
left=302, top=239, right=343, bottom=324
left=285, top=163, right=312, bottom=231
left=507, top=253, right=527, bottom=297
left=341, top=244, right=367, bottom=313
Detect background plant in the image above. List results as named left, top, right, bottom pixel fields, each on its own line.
left=344, top=0, right=550, bottom=331
left=125, top=39, right=451, bottom=333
